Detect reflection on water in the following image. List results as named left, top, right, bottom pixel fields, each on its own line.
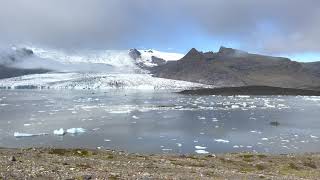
left=0, top=90, right=320, bottom=154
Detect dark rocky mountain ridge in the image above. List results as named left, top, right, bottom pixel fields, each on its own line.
left=151, top=47, right=320, bottom=90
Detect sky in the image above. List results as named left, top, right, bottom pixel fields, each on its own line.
left=0, top=0, right=320, bottom=61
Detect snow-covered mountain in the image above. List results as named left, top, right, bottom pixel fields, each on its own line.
left=0, top=46, right=208, bottom=90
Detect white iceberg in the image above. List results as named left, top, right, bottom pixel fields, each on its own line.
left=195, top=146, right=207, bottom=150
left=53, top=128, right=66, bottom=136
left=14, top=132, right=47, bottom=138
left=214, top=139, right=230, bottom=143
left=66, top=128, right=86, bottom=134
left=195, top=150, right=209, bottom=154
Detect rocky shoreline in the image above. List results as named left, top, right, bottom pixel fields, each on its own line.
left=1, top=148, right=320, bottom=179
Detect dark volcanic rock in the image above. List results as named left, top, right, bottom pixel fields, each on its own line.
left=182, top=48, right=204, bottom=60
left=0, top=65, right=50, bottom=79
left=7, top=48, right=34, bottom=63
left=151, top=56, right=166, bottom=66
left=128, top=48, right=141, bottom=60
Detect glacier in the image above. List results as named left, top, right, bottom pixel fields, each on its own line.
left=0, top=46, right=210, bottom=90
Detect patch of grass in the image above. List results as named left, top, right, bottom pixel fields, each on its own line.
left=239, top=166, right=255, bottom=173
left=303, top=161, right=317, bottom=169
left=257, top=154, right=267, bottom=158
left=241, top=154, right=254, bottom=159
left=107, top=155, right=114, bottom=159
left=255, top=164, right=266, bottom=171
left=108, top=174, right=120, bottom=180
left=48, top=149, right=91, bottom=157
left=241, top=154, right=255, bottom=162
left=288, top=163, right=300, bottom=170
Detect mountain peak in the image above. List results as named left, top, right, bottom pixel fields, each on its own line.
left=182, top=48, right=204, bottom=60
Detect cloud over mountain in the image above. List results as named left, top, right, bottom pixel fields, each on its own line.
left=0, top=0, right=319, bottom=54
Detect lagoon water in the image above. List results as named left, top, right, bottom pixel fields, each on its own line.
left=0, top=90, right=320, bottom=154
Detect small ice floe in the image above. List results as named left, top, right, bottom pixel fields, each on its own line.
left=132, top=115, right=139, bottom=119
left=104, top=139, right=111, bottom=142
left=109, top=110, right=132, bottom=114
left=176, top=143, right=182, bottom=147
left=53, top=128, right=66, bottom=136
left=0, top=104, right=9, bottom=107
left=66, top=128, right=86, bottom=134
left=198, top=116, right=206, bottom=120
left=195, top=146, right=207, bottom=150
left=261, top=138, right=269, bottom=141
left=233, top=145, right=240, bottom=148
left=310, top=135, right=319, bottom=139
left=23, top=124, right=31, bottom=127
left=231, top=105, right=240, bottom=109
left=246, top=146, right=253, bottom=149
left=195, top=150, right=209, bottom=154
left=14, top=132, right=48, bottom=138
left=214, top=139, right=230, bottom=143
left=162, top=149, right=172, bottom=151
left=212, top=118, right=219, bottom=122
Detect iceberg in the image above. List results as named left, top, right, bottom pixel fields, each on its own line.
left=195, top=150, right=209, bottom=154
left=14, top=132, right=48, bottom=138
left=53, top=128, right=66, bottom=136
left=214, top=139, right=230, bottom=143
left=195, top=146, right=207, bottom=150
left=66, top=128, right=86, bottom=134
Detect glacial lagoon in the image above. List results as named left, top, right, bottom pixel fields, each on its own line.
left=0, top=90, right=320, bottom=154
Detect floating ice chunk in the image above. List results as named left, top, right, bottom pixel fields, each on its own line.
left=233, top=145, right=240, bottom=148
left=104, top=139, right=111, bottom=142
left=53, top=128, right=66, bottom=136
left=14, top=132, right=47, bottom=138
left=0, top=104, right=9, bottom=107
left=214, top=139, right=230, bottom=143
left=176, top=143, right=182, bottom=147
left=231, top=105, right=240, bottom=109
left=66, top=128, right=86, bottom=134
left=261, top=138, right=269, bottom=141
left=109, top=110, right=132, bottom=114
left=23, top=124, right=31, bottom=127
left=132, top=115, right=139, bottom=119
left=311, top=135, right=319, bottom=139
left=195, top=146, right=207, bottom=150
left=281, top=140, right=290, bottom=143
left=195, top=150, right=209, bottom=154
left=198, top=116, right=206, bottom=120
